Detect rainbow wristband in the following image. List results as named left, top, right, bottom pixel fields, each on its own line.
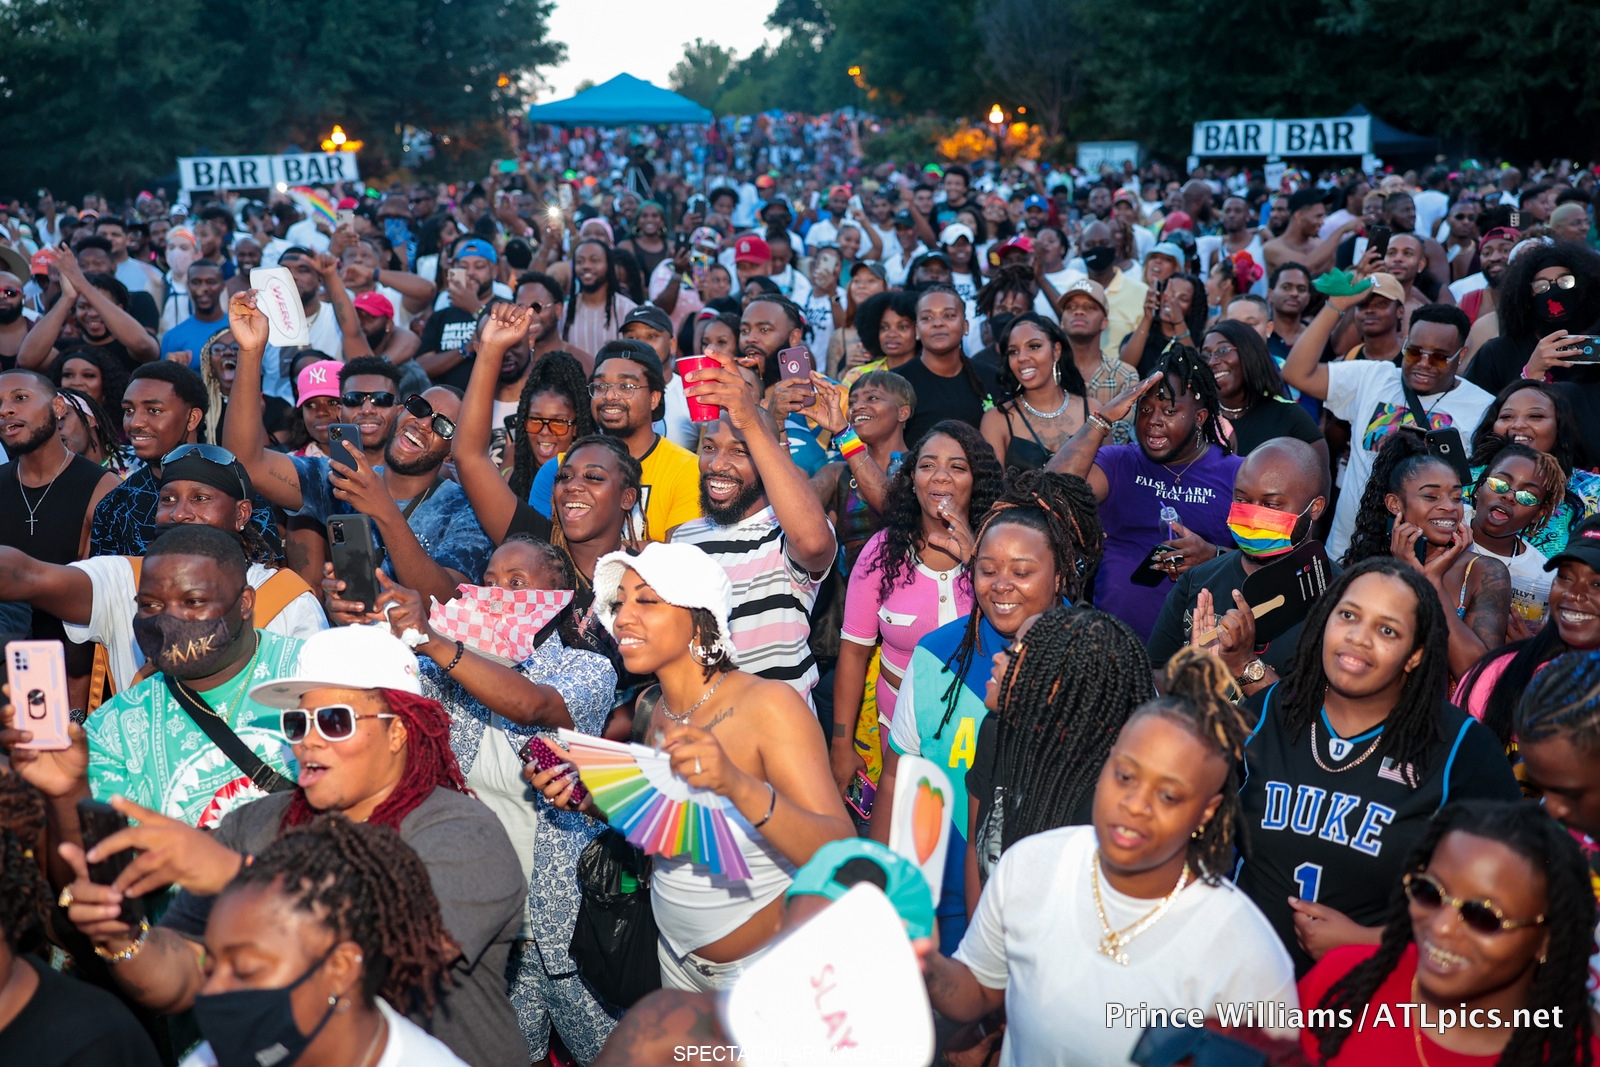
left=834, top=426, right=867, bottom=459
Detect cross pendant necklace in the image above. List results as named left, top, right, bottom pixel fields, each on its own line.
left=19, top=453, right=73, bottom=536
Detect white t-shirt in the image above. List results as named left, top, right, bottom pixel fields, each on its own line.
left=263, top=302, right=343, bottom=401
left=284, top=217, right=332, bottom=253
left=882, top=243, right=929, bottom=288
left=63, top=558, right=328, bottom=692
left=1448, top=272, right=1489, bottom=302
left=180, top=998, right=468, bottom=1067
left=1033, top=267, right=1080, bottom=320
left=1413, top=189, right=1451, bottom=243
left=802, top=291, right=836, bottom=368
left=1322, top=361, right=1494, bottom=558
left=954, top=825, right=1297, bottom=1067
left=1474, top=541, right=1554, bottom=626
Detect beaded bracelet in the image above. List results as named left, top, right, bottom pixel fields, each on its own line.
left=95, top=917, right=151, bottom=963
left=833, top=425, right=867, bottom=459
left=441, top=640, right=465, bottom=674
left=1086, top=413, right=1114, bottom=436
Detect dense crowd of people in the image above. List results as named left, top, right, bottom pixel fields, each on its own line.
left=1, top=137, right=1600, bottom=1067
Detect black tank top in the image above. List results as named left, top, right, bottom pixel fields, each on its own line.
left=0, top=454, right=107, bottom=647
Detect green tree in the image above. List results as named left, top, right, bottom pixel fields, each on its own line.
left=670, top=39, right=737, bottom=109
left=0, top=0, right=565, bottom=198
left=976, top=0, right=1091, bottom=139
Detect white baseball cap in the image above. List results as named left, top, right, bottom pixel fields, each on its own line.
left=249, top=625, right=423, bottom=708
left=938, top=222, right=975, bottom=246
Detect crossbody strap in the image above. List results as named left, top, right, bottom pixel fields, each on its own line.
left=162, top=674, right=294, bottom=793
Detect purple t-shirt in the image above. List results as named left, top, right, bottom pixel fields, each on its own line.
left=1092, top=443, right=1243, bottom=641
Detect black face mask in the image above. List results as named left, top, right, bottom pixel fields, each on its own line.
left=192, top=948, right=339, bottom=1067
left=1082, top=245, right=1115, bottom=273
left=132, top=596, right=249, bottom=680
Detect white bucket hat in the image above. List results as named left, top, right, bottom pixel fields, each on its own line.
left=592, top=542, right=738, bottom=666
left=249, top=625, right=423, bottom=708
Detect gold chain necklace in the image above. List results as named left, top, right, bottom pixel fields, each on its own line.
left=1411, top=977, right=1433, bottom=1067
left=1310, top=721, right=1383, bottom=773
left=1090, top=851, right=1191, bottom=966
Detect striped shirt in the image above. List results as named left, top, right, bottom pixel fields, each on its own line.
left=670, top=505, right=830, bottom=705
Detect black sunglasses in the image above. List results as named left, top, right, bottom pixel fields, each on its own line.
left=404, top=394, right=455, bottom=440
left=1403, top=871, right=1545, bottom=935
left=340, top=390, right=396, bottom=408
left=161, top=443, right=237, bottom=466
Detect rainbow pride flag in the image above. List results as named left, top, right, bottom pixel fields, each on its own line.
left=287, top=186, right=338, bottom=227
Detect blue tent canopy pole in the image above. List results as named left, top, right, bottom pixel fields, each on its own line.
left=527, top=73, right=712, bottom=128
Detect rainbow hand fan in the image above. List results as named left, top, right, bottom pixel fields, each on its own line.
left=557, top=729, right=752, bottom=881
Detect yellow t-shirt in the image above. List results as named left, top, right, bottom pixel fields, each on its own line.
left=637, top=436, right=704, bottom=542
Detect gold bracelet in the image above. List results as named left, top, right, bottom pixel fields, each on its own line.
left=94, top=917, right=150, bottom=963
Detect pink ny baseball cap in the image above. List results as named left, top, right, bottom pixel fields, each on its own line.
left=296, top=360, right=344, bottom=405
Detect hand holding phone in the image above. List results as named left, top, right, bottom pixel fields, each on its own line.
left=327, top=515, right=382, bottom=616
left=777, top=345, right=816, bottom=407
left=7, top=641, right=71, bottom=751
left=520, top=736, right=589, bottom=805
left=1368, top=224, right=1392, bottom=258
left=76, top=799, right=144, bottom=926
left=326, top=422, right=363, bottom=470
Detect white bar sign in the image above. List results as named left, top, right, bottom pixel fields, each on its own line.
left=178, top=153, right=362, bottom=192
left=1192, top=116, right=1371, bottom=158
left=1192, top=119, right=1272, bottom=157
left=1274, top=116, right=1369, bottom=157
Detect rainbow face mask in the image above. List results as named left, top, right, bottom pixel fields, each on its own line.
left=1227, top=501, right=1310, bottom=558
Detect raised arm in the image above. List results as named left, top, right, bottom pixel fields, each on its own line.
left=1045, top=372, right=1158, bottom=501
left=56, top=250, right=158, bottom=362
left=16, top=279, right=74, bottom=369
left=689, top=353, right=837, bottom=573
left=454, top=302, right=529, bottom=544
left=222, top=291, right=305, bottom=510
left=376, top=266, right=436, bottom=314
left=375, top=573, right=574, bottom=728
left=1282, top=289, right=1366, bottom=401
left=315, top=252, right=374, bottom=360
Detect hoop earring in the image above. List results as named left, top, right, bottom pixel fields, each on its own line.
left=689, top=640, right=718, bottom=667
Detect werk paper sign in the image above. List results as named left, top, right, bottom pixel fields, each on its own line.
left=887, top=756, right=952, bottom=907
left=721, top=884, right=935, bottom=1067
left=250, top=268, right=309, bottom=347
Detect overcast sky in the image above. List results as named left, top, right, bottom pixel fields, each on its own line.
left=539, top=0, right=778, bottom=99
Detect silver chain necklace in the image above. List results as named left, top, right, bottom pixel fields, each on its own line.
left=1019, top=391, right=1070, bottom=419
left=659, top=672, right=730, bottom=725
left=18, top=452, right=73, bottom=536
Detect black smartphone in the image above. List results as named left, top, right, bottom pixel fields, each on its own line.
left=326, top=423, right=363, bottom=470
left=1131, top=544, right=1174, bottom=587
left=327, top=515, right=383, bottom=615
left=76, top=799, right=144, bottom=926
left=1156, top=276, right=1168, bottom=295
left=1368, top=224, right=1392, bottom=258
left=673, top=230, right=690, bottom=254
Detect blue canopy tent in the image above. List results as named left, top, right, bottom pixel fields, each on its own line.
left=527, top=73, right=712, bottom=127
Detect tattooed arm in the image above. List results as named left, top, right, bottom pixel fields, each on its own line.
left=1454, top=554, right=1510, bottom=677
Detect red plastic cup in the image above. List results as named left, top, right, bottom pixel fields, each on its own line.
left=678, top=354, right=722, bottom=423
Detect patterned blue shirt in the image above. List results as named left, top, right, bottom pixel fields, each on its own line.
left=90, top=463, right=282, bottom=561
left=424, top=633, right=617, bottom=969
left=289, top=456, right=492, bottom=581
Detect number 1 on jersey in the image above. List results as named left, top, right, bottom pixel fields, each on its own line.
left=1293, top=861, right=1322, bottom=902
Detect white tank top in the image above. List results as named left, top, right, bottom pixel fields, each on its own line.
left=651, top=806, right=797, bottom=956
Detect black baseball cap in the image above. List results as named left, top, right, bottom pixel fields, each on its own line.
left=893, top=209, right=915, bottom=228
left=1546, top=520, right=1600, bottom=572
left=621, top=304, right=674, bottom=336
